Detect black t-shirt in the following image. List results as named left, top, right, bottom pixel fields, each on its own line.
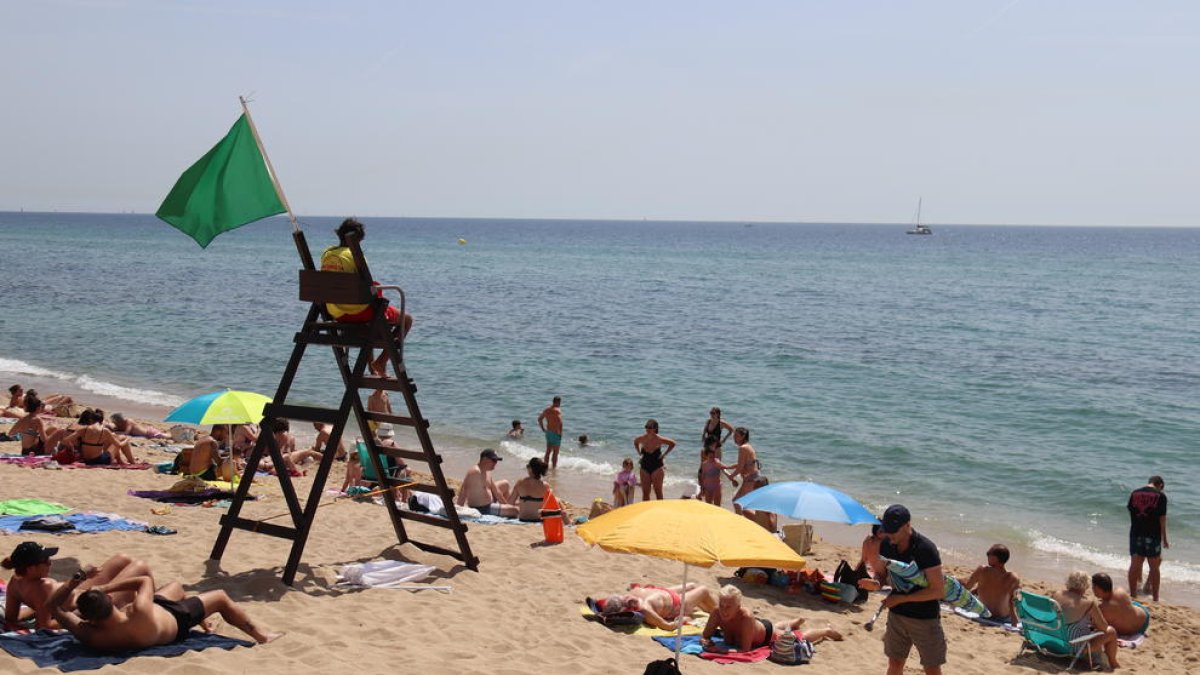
left=881, top=530, right=942, bottom=620
left=1128, top=487, right=1168, bottom=538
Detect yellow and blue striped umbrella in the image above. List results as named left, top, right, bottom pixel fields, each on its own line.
left=164, top=389, right=272, bottom=425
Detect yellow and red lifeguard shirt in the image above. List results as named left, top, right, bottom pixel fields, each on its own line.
left=320, top=245, right=368, bottom=318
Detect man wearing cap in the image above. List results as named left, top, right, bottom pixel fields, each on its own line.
left=877, top=505, right=946, bottom=675
left=1128, top=475, right=1168, bottom=601
left=456, top=449, right=518, bottom=518
left=3, top=543, right=149, bottom=630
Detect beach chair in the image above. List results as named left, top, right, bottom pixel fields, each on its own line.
left=356, top=440, right=405, bottom=484
left=1014, top=591, right=1102, bottom=671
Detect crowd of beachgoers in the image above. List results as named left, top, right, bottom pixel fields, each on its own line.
left=1, top=379, right=1183, bottom=673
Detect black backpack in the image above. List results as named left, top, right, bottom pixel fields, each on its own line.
left=643, top=657, right=681, bottom=675
left=834, top=559, right=871, bottom=603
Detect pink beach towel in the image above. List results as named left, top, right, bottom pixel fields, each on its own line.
left=699, top=645, right=773, bottom=664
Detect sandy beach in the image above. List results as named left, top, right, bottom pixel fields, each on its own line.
left=1, top=414, right=1197, bottom=675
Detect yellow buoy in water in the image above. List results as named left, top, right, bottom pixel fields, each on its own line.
left=457, top=238, right=467, bottom=245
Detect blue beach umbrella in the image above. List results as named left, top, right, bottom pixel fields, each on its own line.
left=734, top=481, right=879, bottom=525
left=164, top=389, right=272, bottom=425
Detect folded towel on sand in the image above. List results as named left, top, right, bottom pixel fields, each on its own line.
left=951, top=606, right=1022, bottom=632
left=0, top=498, right=71, bottom=516
left=0, top=513, right=148, bottom=535
left=652, top=633, right=776, bottom=664
left=580, top=605, right=707, bottom=636
left=1118, top=633, right=1147, bottom=648
left=0, top=629, right=253, bottom=672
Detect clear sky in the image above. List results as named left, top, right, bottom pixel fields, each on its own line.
left=1, top=1, right=1197, bottom=225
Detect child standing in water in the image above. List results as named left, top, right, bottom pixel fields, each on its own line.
left=698, top=447, right=737, bottom=507
left=613, top=458, right=638, bottom=507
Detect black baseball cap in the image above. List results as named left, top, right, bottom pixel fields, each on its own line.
left=880, top=505, right=911, bottom=534
left=480, top=448, right=502, bottom=462
left=5, top=541, right=59, bottom=569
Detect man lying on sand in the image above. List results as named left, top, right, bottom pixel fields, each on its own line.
left=3, top=542, right=149, bottom=629
left=49, top=566, right=282, bottom=651
left=1093, top=572, right=1151, bottom=637
left=962, top=544, right=1021, bottom=624
left=592, top=582, right=717, bottom=631
left=701, top=585, right=842, bottom=653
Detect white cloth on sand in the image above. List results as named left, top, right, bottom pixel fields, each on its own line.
left=337, top=561, right=438, bottom=589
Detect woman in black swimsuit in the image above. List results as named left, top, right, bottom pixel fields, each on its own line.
left=509, top=457, right=550, bottom=522
left=699, top=407, right=735, bottom=483
left=634, top=419, right=677, bottom=501
left=60, top=409, right=134, bottom=465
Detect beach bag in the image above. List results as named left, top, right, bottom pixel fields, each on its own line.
left=53, top=445, right=78, bottom=465
left=768, top=631, right=815, bottom=665
left=589, top=499, right=613, bottom=520
left=643, top=657, right=681, bottom=675
left=834, top=560, right=871, bottom=603
left=169, top=425, right=196, bottom=443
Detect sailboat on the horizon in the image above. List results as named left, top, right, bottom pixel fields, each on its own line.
left=906, top=198, right=932, bottom=235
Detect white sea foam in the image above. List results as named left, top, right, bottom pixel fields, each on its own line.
left=1028, top=530, right=1200, bottom=584
left=73, top=376, right=186, bottom=408
left=0, top=357, right=185, bottom=409
left=0, top=357, right=71, bottom=380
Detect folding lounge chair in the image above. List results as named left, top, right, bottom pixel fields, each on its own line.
left=356, top=440, right=405, bottom=484
left=1014, top=590, right=1103, bottom=672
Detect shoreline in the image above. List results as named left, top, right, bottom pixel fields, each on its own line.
left=4, top=364, right=1197, bottom=611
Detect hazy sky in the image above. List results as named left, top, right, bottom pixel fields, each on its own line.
left=1, top=1, right=1197, bottom=225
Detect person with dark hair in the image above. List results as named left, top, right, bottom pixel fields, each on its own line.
left=1092, top=572, right=1151, bottom=637
left=456, top=449, right=518, bottom=517
left=962, top=544, right=1020, bottom=624
left=7, top=394, right=69, bottom=456
left=59, top=409, right=136, bottom=465
left=3, top=543, right=149, bottom=630
left=509, top=457, right=551, bottom=522
left=729, top=427, right=766, bottom=516
left=320, top=218, right=413, bottom=378
left=698, top=407, right=737, bottom=495
left=1128, top=475, right=1168, bottom=601
left=537, top=396, right=564, bottom=469
left=877, top=505, right=946, bottom=675
left=506, top=419, right=524, bottom=439
left=49, top=567, right=281, bottom=651
left=634, top=419, right=676, bottom=501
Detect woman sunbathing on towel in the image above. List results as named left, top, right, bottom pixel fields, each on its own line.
left=701, top=585, right=842, bottom=653
left=3, top=542, right=151, bottom=630
left=109, top=413, right=167, bottom=439
left=596, top=582, right=718, bottom=631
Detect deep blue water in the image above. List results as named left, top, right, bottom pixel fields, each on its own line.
left=1, top=212, right=1196, bottom=586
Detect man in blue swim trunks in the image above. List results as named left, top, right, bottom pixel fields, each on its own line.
left=537, top=396, right=563, bottom=469
left=1093, top=572, right=1151, bottom=637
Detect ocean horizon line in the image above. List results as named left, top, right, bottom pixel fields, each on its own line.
left=1, top=209, right=1197, bottom=230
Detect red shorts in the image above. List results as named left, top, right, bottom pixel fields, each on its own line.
left=337, top=305, right=400, bottom=324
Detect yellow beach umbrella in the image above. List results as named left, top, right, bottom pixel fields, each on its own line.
left=577, top=498, right=806, bottom=569
left=577, top=500, right=805, bottom=669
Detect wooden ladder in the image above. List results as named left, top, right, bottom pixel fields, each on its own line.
left=209, top=230, right=479, bottom=586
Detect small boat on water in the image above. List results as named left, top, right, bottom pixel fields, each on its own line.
left=906, top=198, right=932, bottom=235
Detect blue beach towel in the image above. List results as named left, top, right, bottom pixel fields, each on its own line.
left=0, top=512, right=148, bottom=535
left=0, top=629, right=253, bottom=672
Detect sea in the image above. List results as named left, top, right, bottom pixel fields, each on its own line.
left=1, top=212, right=1196, bottom=603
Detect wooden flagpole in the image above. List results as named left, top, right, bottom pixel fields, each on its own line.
left=239, top=96, right=300, bottom=234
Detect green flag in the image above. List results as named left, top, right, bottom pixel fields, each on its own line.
left=156, top=114, right=285, bottom=248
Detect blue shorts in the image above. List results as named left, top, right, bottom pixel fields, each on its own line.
left=1130, top=534, right=1162, bottom=558
left=545, top=431, right=562, bottom=447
